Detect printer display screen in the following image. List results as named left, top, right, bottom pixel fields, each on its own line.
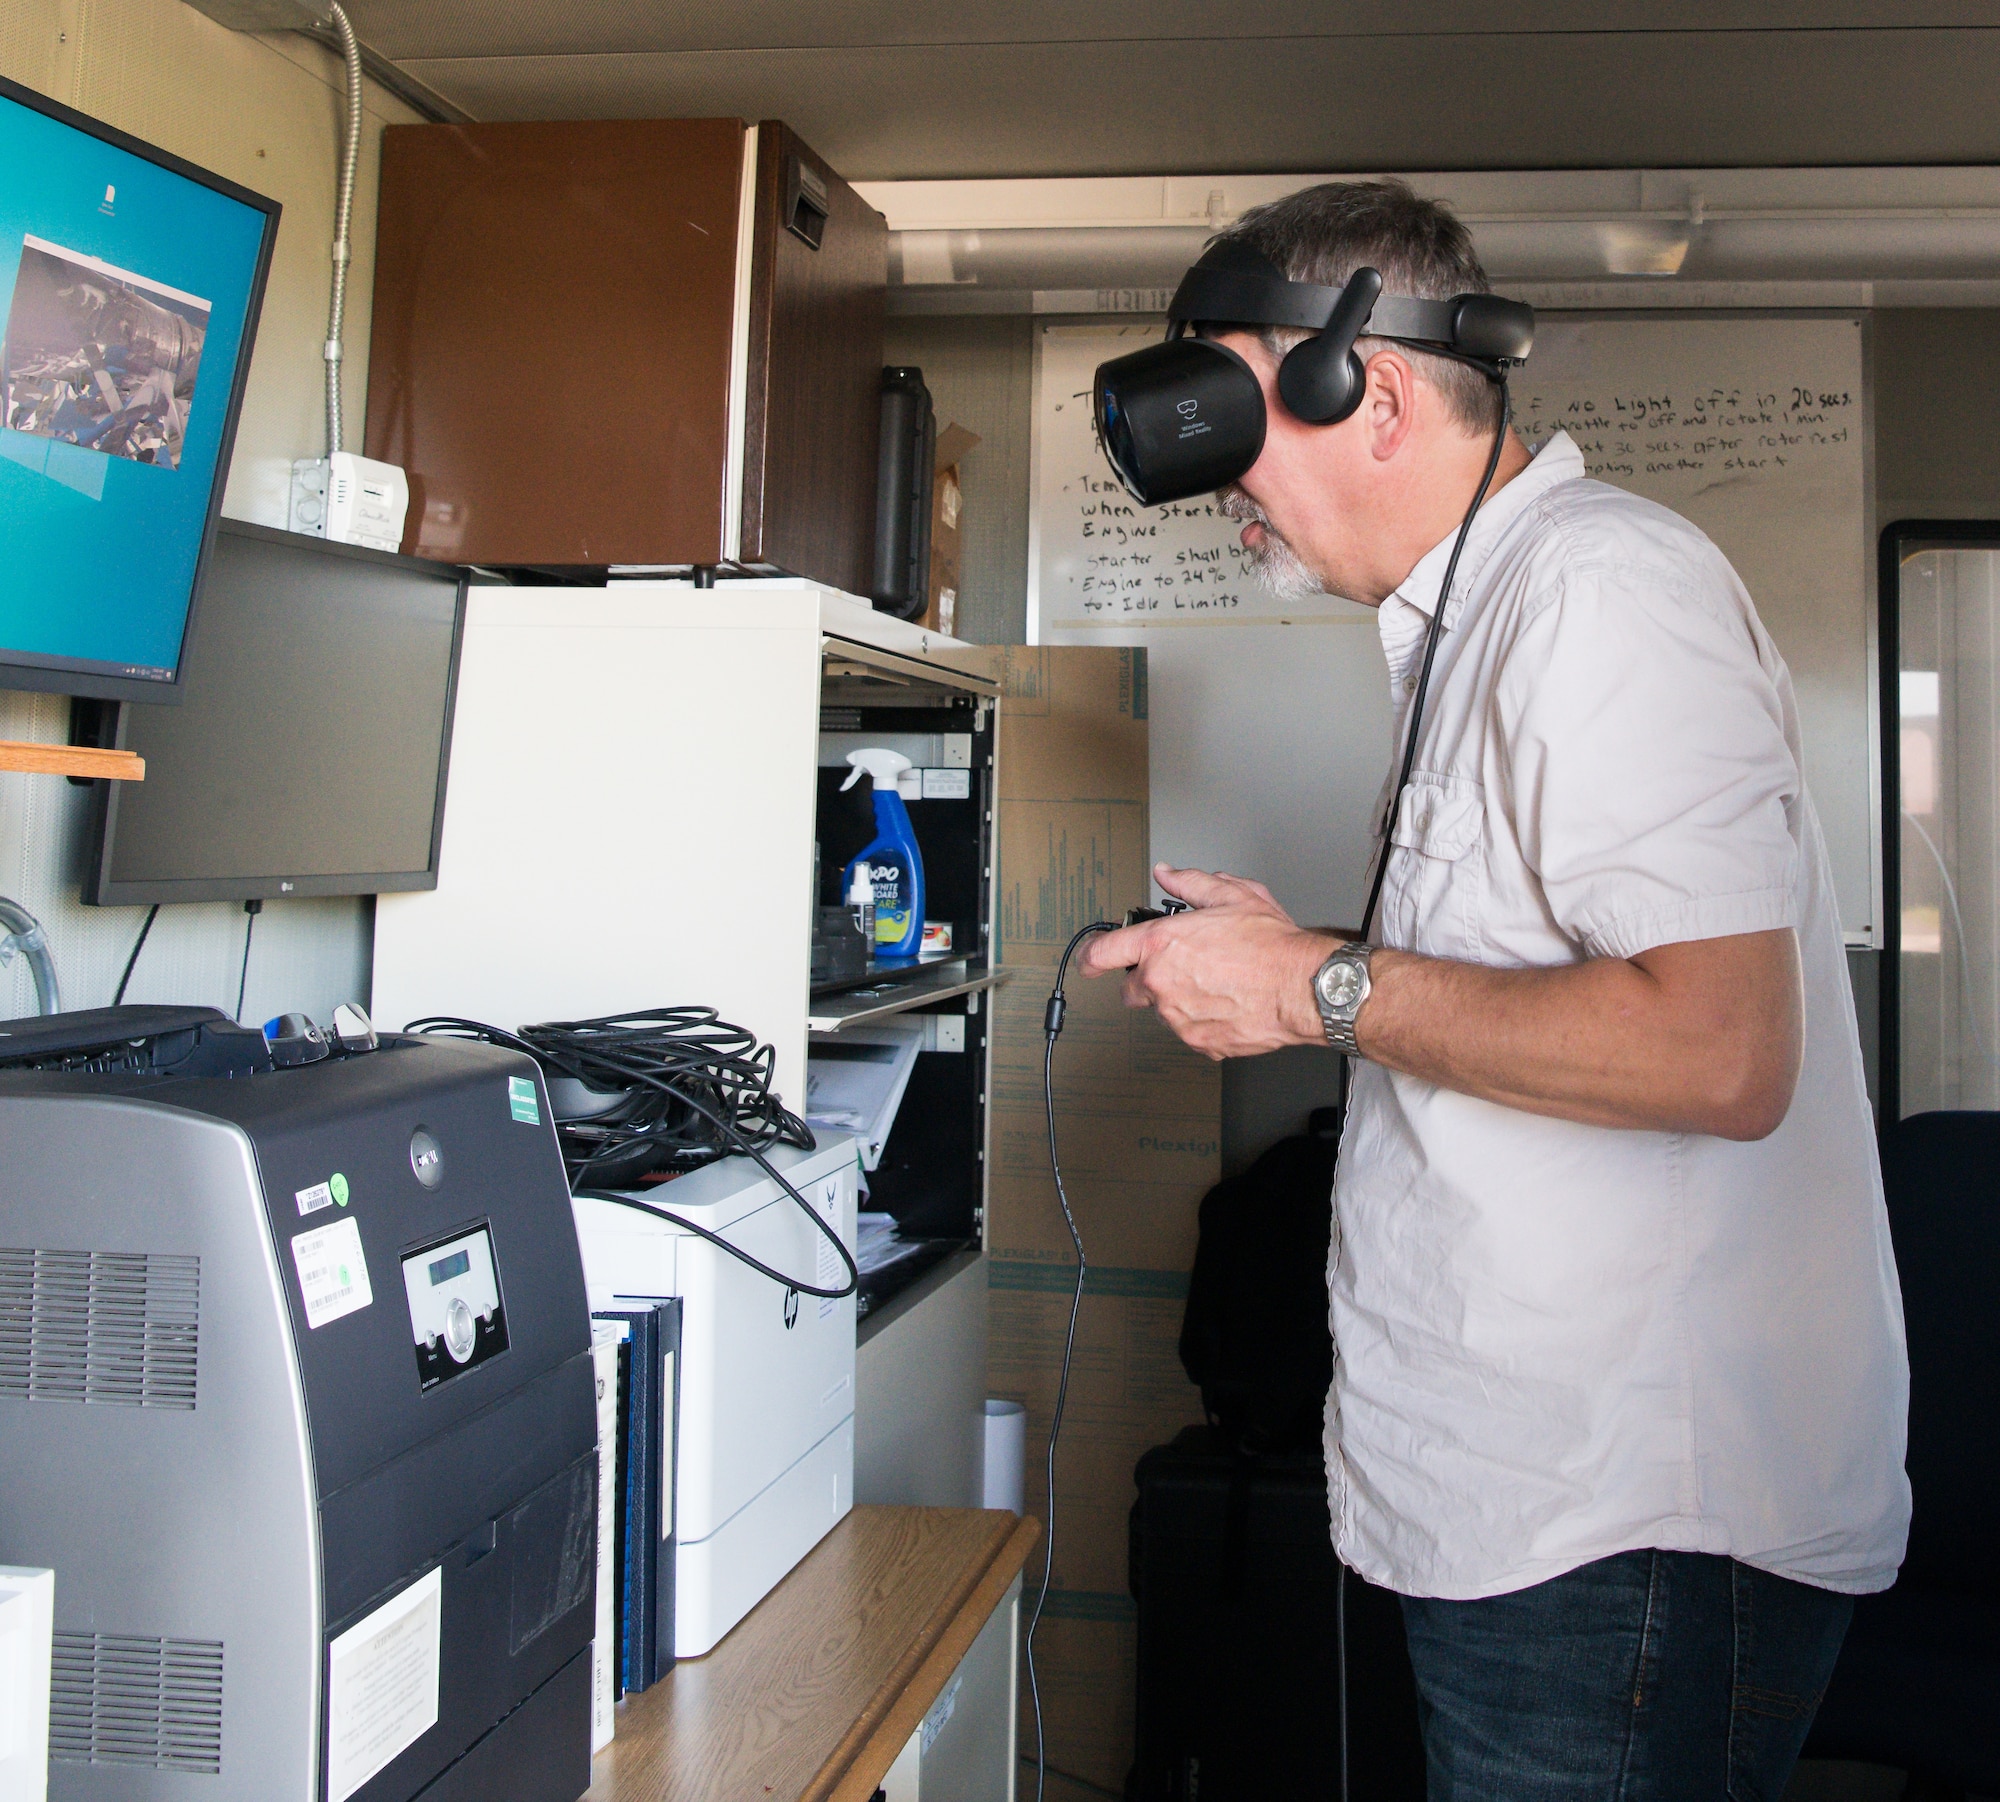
left=401, top=1224, right=509, bottom=1390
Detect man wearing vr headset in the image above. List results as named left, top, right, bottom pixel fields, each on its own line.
left=1082, top=182, right=1907, bottom=1799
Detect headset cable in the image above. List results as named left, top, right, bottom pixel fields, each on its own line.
left=1327, top=375, right=1514, bottom=1800
left=1028, top=916, right=1119, bottom=1802
left=1027, top=380, right=1512, bottom=1802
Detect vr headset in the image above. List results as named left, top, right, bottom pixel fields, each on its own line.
left=1092, top=239, right=1537, bottom=506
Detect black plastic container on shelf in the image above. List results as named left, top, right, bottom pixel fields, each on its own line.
left=1128, top=1425, right=1426, bottom=1802
left=872, top=366, right=936, bottom=618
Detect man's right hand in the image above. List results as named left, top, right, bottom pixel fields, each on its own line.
left=1076, top=863, right=1337, bottom=1059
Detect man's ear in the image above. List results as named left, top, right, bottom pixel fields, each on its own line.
left=1360, top=348, right=1421, bottom=463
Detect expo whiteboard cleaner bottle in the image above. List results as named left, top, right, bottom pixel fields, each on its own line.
left=840, top=748, right=925, bottom=960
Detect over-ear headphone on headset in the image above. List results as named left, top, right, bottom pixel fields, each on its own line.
left=1092, top=239, right=1535, bottom=506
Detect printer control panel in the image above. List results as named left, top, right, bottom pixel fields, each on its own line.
left=401, top=1223, right=509, bottom=1390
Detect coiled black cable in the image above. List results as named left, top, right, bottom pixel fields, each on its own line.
left=410, top=1007, right=858, bottom=1300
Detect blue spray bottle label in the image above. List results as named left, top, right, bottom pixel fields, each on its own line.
left=840, top=749, right=926, bottom=960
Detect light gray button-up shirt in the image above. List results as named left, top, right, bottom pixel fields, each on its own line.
left=1330, top=432, right=1910, bottom=1600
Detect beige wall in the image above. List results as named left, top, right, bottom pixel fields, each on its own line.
left=0, top=0, right=418, bottom=1022
left=1, top=0, right=421, bottom=523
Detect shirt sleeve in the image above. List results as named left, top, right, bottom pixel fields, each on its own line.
left=1494, top=547, right=1801, bottom=962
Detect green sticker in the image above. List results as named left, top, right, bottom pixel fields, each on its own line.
left=330, top=1173, right=350, bottom=1207
left=508, top=1076, right=541, bottom=1125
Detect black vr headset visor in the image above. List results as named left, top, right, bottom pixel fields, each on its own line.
left=1093, top=241, right=1535, bottom=507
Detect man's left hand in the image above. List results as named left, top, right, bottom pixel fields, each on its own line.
left=1077, top=863, right=1334, bottom=1059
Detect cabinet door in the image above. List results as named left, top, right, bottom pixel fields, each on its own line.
left=738, top=123, right=887, bottom=595
left=367, top=118, right=746, bottom=567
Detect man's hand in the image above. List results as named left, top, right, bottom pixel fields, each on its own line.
left=1077, top=864, right=1336, bottom=1059
left=1076, top=864, right=1805, bottom=1140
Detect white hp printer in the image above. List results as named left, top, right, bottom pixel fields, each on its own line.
left=570, top=1134, right=857, bottom=1657
left=0, top=1006, right=597, bottom=1802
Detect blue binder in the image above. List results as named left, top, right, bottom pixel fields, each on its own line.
left=591, top=1300, right=681, bottom=1690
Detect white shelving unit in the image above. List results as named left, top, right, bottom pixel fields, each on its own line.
left=374, top=582, right=993, bottom=1079
left=372, top=576, right=1003, bottom=1507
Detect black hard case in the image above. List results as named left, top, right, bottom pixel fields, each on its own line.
left=1128, top=1426, right=1425, bottom=1802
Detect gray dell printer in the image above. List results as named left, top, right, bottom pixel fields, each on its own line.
left=0, top=1006, right=596, bottom=1802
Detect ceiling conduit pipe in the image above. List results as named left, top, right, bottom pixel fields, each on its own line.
left=0, top=896, right=61, bottom=1017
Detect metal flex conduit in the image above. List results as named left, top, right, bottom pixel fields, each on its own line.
left=0, top=896, right=61, bottom=1016
left=324, top=0, right=361, bottom=456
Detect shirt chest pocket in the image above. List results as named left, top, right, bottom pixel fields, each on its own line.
left=1378, top=775, right=1486, bottom=959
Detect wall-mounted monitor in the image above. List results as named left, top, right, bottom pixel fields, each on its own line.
left=0, top=75, right=278, bottom=704
left=84, top=520, right=468, bottom=906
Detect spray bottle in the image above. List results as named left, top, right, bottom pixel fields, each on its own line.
left=840, top=749, right=926, bottom=960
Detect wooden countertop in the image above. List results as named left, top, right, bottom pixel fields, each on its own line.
left=585, top=1505, right=1041, bottom=1802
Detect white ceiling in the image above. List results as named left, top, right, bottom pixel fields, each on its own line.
left=339, top=3, right=2000, bottom=180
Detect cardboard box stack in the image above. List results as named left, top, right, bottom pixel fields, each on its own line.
left=967, top=645, right=1222, bottom=1791
left=924, top=424, right=980, bottom=637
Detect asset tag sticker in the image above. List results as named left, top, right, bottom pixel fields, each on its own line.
left=921, top=1672, right=963, bottom=1755
left=292, top=1216, right=373, bottom=1329
left=325, top=1565, right=442, bottom=1802
left=508, top=1075, right=540, bottom=1125
left=921, top=767, right=971, bottom=801
left=295, top=1180, right=334, bottom=1217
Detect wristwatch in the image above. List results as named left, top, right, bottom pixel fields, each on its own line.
left=1312, top=943, right=1374, bottom=1056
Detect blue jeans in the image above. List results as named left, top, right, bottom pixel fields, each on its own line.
left=1399, top=1550, right=1854, bottom=1801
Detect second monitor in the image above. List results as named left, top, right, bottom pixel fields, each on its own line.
left=85, top=519, right=467, bottom=907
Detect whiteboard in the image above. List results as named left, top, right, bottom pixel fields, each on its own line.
left=1029, top=323, right=1371, bottom=630
left=1031, top=315, right=1874, bottom=935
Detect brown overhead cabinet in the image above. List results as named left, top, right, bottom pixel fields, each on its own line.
left=365, top=118, right=886, bottom=587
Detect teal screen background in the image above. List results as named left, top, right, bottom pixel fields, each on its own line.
left=0, top=94, right=269, bottom=684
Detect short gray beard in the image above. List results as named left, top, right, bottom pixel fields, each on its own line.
left=1217, top=485, right=1327, bottom=605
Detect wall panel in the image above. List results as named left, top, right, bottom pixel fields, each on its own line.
left=0, top=0, right=417, bottom=1022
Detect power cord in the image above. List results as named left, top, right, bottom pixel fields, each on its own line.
left=411, top=1009, right=858, bottom=1300
left=234, top=899, right=261, bottom=1023
left=112, top=903, right=159, bottom=1007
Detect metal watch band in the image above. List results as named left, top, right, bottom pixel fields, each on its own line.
left=1313, top=943, right=1374, bottom=1056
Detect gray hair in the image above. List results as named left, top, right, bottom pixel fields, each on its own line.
left=1209, top=179, right=1502, bottom=434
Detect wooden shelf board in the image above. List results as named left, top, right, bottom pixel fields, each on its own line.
left=585, top=1505, right=1039, bottom=1802
left=0, top=740, right=144, bottom=781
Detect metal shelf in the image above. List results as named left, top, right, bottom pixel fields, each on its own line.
left=806, top=957, right=1010, bottom=1033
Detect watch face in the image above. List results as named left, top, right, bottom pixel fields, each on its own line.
left=1321, top=961, right=1364, bottom=1010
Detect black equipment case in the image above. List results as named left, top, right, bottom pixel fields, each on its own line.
left=1128, top=1426, right=1425, bottom=1801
